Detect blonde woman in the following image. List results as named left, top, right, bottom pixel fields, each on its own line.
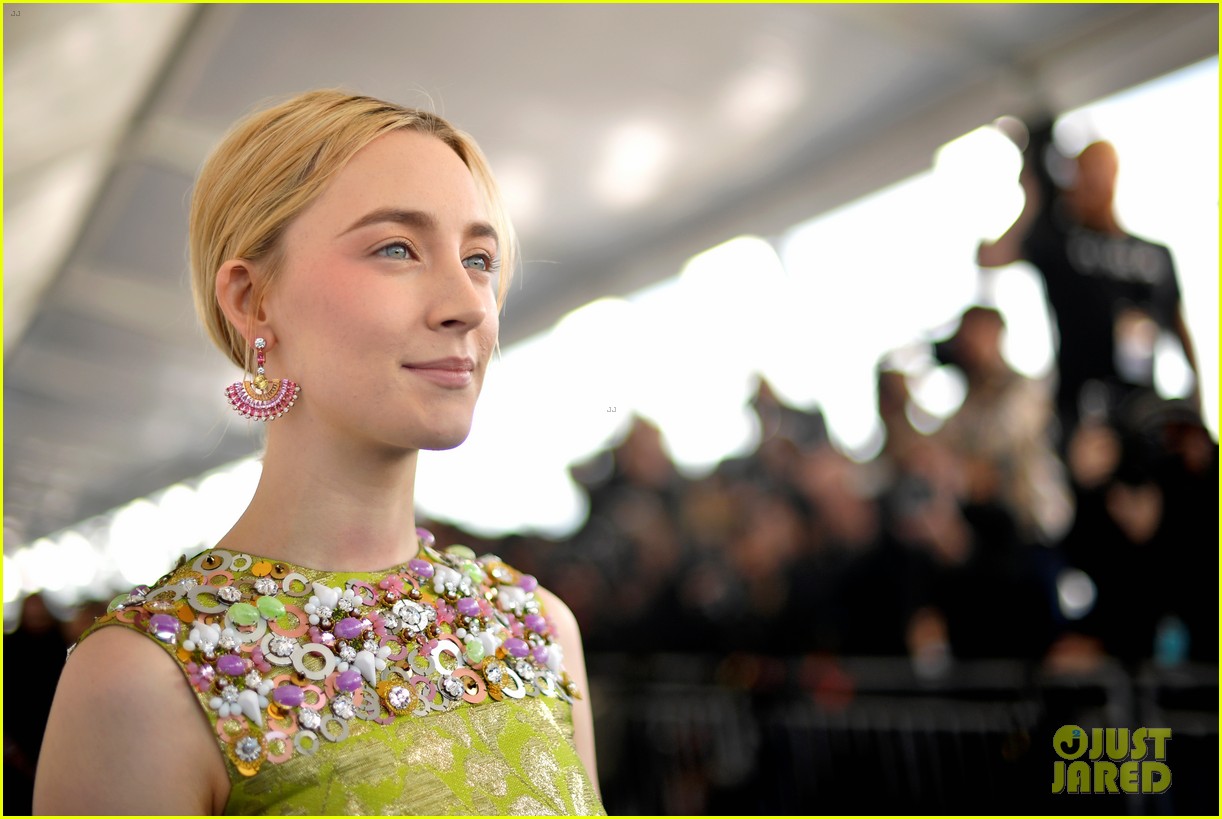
left=34, top=90, right=602, bottom=816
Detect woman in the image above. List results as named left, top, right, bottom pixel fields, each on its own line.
left=34, top=90, right=603, bottom=816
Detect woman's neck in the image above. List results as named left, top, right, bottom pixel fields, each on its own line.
left=216, top=421, right=421, bottom=572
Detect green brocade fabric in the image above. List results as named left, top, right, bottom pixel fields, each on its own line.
left=225, top=695, right=599, bottom=815
left=79, top=538, right=605, bottom=815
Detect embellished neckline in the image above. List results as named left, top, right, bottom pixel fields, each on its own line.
left=206, top=526, right=434, bottom=577
left=99, top=528, right=579, bottom=778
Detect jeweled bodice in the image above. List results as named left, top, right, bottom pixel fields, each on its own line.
left=79, top=531, right=603, bottom=815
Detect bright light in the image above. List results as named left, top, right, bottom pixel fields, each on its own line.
left=548, top=297, right=639, bottom=452
left=18, top=538, right=65, bottom=593
left=592, top=121, right=672, bottom=209
left=196, top=459, right=261, bottom=547
left=990, top=264, right=1055, bottom=380
left=157, top=482, right=203, bottom=556
left=779, top=171, right=978, bottom=455
left=638, top=237, right=785, bottom=470
left=1057, top=568, right=1097, bottom=620
left=934, top=124, right=1026, bottom=241
left=4, top=555, right=22, bottom=603
left=58, top=530, right=102, bottom=590
left=417, top=331, right=600, bottom=539
left=910, top=365, right=967, bottom=422
left=1153, top=332, right=1195, bottom=399
left=720, top=60, right=803, bottom=134
left=110, top=499, right=164, bottom=585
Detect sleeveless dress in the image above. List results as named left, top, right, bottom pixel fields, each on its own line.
left=78, top=531, right=605, bottom=815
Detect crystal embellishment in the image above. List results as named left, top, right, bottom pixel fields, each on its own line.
left=268, top=636, right=294, bottom=658
left=440, top=676, right=465, bottom=700
left=331, top=694, right=356, bottom=720
left=387, top=686, right=410, bottom=709
left=235, top=736, right=261, bottom=763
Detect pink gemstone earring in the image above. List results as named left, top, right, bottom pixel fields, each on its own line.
left=224, top=337, right=300, bottom=421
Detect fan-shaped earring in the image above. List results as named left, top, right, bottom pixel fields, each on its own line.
left=225, top=337, right=300, bottom=421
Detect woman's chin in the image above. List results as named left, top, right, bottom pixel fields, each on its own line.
left=420, top=436, right=470, bottom=452
left=412, top=423, right=474, bottom=452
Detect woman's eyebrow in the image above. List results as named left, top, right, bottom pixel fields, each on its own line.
left=339, top=207, right=498, bottom=247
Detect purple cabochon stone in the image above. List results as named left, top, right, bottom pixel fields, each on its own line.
left=334, top=617, right=364, bottom=640
left=416, top=527, right=435, bottom=548
left=524, top=614, right=546, bottom=633
left=408, top=558, right=434, bottom=579
left=336, top=669, right=363, bottom=692
left=217, top=654, right=246, bottom=676
left=532, top=645, right=549, bottom=665
left=519, top=574, right=538, bottom=593
left=504, top=637, right=529, bottom=659
left=273, top=685, right=304, bottom=707
left=148, top=614, right=179, bottom=642
left=456, top=598, right=480, bottom=618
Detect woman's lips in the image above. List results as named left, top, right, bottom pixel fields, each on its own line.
left=403, top=357, right=474, bottom=389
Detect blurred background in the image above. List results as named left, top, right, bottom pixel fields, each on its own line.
left=3, top=4, right=1218, bottom=814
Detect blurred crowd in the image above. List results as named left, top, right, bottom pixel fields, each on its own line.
left=450, top=356, right=1215, bottom=673
left=489, top=120, right=1219, bottom=674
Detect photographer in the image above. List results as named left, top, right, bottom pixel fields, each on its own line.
left=976, top=122, right=1200, bottom=449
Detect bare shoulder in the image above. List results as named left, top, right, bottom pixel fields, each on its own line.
left=34, top=624, right=229, bottom=815
left=535, top=586, right=580, bottom=638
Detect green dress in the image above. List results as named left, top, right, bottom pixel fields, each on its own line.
left=79, top=532, right=605, bottom=815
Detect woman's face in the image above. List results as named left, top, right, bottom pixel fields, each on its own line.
left=264, top=129, right=500, bottom=452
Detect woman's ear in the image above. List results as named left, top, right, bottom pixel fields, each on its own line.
left=216, top=259, right=274, bottom=347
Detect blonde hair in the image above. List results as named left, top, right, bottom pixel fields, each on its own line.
left=189, top=89, right=517, bottom=369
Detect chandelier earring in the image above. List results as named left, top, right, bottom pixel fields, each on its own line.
left=224, top=337, right=300, bottom=421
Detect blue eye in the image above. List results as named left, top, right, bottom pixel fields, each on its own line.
left=463, top=254, right=496, bottom=272
left=377, top=242, right=410, bottom=260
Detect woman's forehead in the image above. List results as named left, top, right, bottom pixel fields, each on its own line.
left=309, top=130, right=487, bottom=227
